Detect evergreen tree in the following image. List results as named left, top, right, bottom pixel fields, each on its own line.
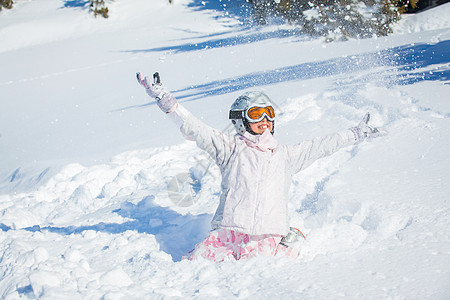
left=0, top=0, right=14, bottom=11
left=90, top=0, right=109, bottom=18
left=248, top=0, right=419, bottom=40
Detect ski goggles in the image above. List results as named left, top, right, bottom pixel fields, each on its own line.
left=229, top=106, right=275, bottom=123
left=246, top=106, right=275, bottom=122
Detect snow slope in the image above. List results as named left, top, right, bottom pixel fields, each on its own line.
left=1, top=0, right=449, bottom=298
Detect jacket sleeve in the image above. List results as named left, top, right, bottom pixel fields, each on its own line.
left=169, top=104, right=234, bottom=168
left=286, top=130, right=358, bottom=174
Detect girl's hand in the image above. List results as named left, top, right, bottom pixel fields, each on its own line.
left=350, top=112, right=386, bottom=141
left=136, top=72, right=178, bottom=113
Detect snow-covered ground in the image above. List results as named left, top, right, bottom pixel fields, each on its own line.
left=1, top=0, right=449, bottom=298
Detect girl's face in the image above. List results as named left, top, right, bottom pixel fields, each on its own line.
left=249, top=117, right=273, bottom=135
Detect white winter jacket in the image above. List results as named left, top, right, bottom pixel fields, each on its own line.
left=170, top=105, right=358, bottom=236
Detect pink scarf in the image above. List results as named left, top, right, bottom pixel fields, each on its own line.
left=240, top=129, right=278, bottom=152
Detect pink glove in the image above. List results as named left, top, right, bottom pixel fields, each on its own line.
left=136, top=72, right=178, bottom=113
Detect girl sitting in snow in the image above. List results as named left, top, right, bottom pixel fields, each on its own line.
left=136, top=72, right=382, bottom=262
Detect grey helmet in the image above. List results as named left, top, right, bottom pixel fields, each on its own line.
left=229, top=91, right=275, bottom=135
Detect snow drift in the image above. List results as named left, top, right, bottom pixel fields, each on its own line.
left=0, top=0, right=449, bottom=298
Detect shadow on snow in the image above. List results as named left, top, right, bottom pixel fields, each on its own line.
left=2, top=196, right=212, bottom=262
left=62, top=0, right=90, bottom=9
left=170, top=40, right=449, bottom=102
left=125, top=28, right=302, bottom=54
left=187, top=0, right=254, bottom=25
left=124, top=38, right=449, bottom=108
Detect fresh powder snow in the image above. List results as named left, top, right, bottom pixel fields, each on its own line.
left=0, top=0, right=449, bottom=298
